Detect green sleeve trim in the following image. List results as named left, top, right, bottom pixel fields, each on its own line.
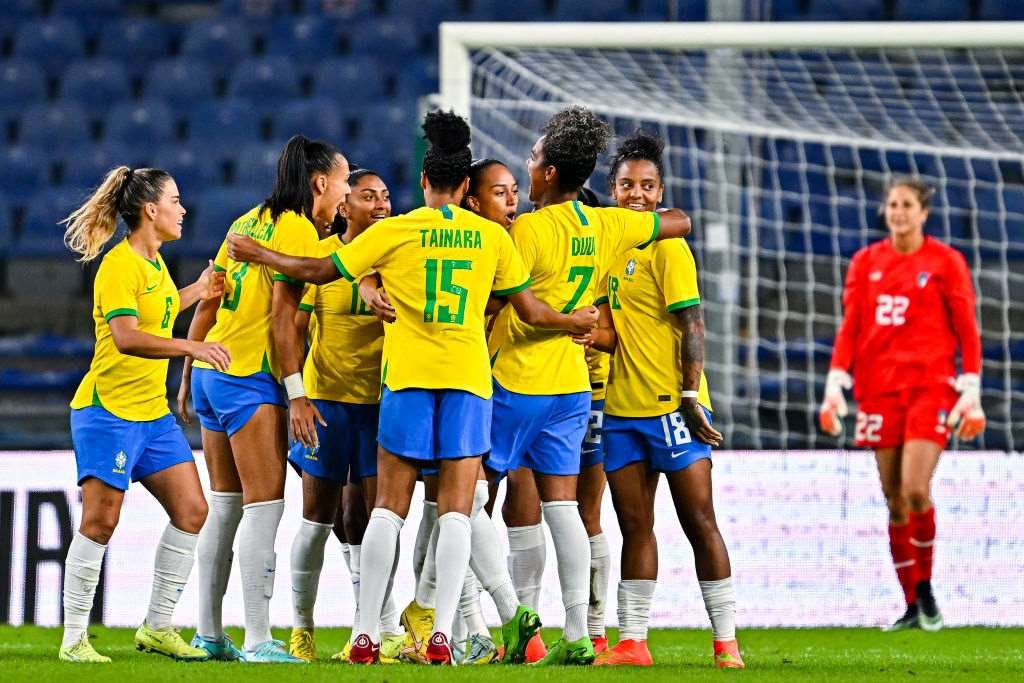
left=666, top=297, right=701, bottom=312
left=213, top=264, right=226, bottom=273
left=298, top=303, right=314, bottom=313
left=492, top=277, right=532, bottom=297
left=571, top=200, right=589, bottom=226
left=104, top=307, right=138, bottom=322
left=636, top=212, right=660, bottom=250
left=272, top=273, right=302, bottom=285
left=331, top=252, right=355, bottom=282
left=594, top=295, right=609, bottom=306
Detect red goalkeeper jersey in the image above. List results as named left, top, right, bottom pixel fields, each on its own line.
left=830, top=236, right=981, bottom=400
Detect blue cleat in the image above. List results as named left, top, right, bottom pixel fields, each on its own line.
left=241, top=639, right=307, bottom=664
left=190, top=633, right=243, bottom=662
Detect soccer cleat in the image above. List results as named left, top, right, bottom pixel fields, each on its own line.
left=524, top=632, right=547, bottom=663
left=288, top=627, right=316, bottom=661
left=399, top=600, right=434, bottom=662
left=190, top=633, right=243, bottom=661
left=425, top=632, right=453, bottom=665
left=594, top=638, right=654, bottom=667
left=882, top=604, right=920, bottom=632
left=241, top=639, right=307, bottom=663
left=713, top=639, right=745, bottom=669
left=348, top=633, right=380, bottom=664
left=330, top=640, right=351, bottom=662
left=529, top=636, right=595, bottom=666
left=499, top=604, right=542, bottom=663
left=58, top=633, right=111, bottom=663
left=591, top=635, right=608, bottom=655
left=916, top=582, right=944, bottom=632
left=380, top=632, right=405, bottom=664
left=134, top=624, right=211, bottom=661
left=460, top=633, right=499, bottom=665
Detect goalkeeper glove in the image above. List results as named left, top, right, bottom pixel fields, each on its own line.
left=818, top=369, right=852, bottom=437
left=947, top=373, right=985, bottom=441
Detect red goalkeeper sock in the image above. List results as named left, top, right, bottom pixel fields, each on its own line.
left=888, top=522, right=917, bottom=605
left=909, top=508, right=936, bottom=583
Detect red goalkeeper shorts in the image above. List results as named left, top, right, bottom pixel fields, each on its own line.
left=854, top=383, right=958, bottom=449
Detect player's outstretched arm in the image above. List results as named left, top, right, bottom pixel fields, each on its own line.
left=653, top=208, right=692, bottom=240
left=507, top=288, right=598, bottom=334
left=673, top=304, right=722, bottom=446
left=108, top=314, right=230, bottom=370
left=178, top=259, right=226, bottom=310
left=227, top=233, right=339, bottom=284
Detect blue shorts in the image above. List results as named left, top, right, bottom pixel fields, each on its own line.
left=70, top=407, right=193, bottom=491
left=191, top=367, right=286, bottom=437
left=603, top=407, right=714, bottom=474
left=580, top=398, right=605, bottom=469
left=485, top=380, right=590, bottom=478
left=288, top=399, right=379, bottom=483
left=377, top=387, right=491, bottom=462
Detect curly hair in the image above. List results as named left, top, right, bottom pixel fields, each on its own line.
left=607, top=129, right=665, bottom=188
left=540, top=106, right=612, bottom=193
left=422, top=110, right=472, bottom=192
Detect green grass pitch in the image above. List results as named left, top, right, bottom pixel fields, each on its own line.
left=2, top=626, right=1022, bottom=681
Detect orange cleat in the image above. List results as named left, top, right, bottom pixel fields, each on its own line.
left=591, top=635, right=608, bottom=655
left=594, top=639, right=653, bottom=667
left=524, top=633, right=547, bottom=663
left=713, top=639, right=745, bottom=669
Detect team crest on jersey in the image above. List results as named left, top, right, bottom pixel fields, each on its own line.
left=625, top=259, right=637, bottom=276
left=869, top=270, right=883, bottom=282
left=113, top=450, right=127, bottom=474
left=917, top=271, right=931, bottom=288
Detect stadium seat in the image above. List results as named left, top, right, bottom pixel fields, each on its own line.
left=181, top=18, right=254, bottom=78
left=894, top=2, right=970, bottom=20
left=978, top=0, right=1022, bottom=20
left=0, top=195, right=12, bottom=254
left=97, top=20, right=174, bottom=79
left=144, top=59, right=217, bottom=112
left=13, top=18, right=86, bottom=78
left=11, top=189, right=85, bottom=257
left=228, top=57, right=302, bottom=112
left=233, top=143, right=281, bottom=191
left=220, top=0, right=297, bottom=17
left=0, top=147, right=48, bottom=199
left=189, top=188, right=263, bottom=256
left=60, top=59, right=131, bottom=115
left=157, top=145, right=225, bottom=193
left=347, top=18, right=421, bottom=61
left=51, top=0, right=122, bottom=38
left=187, top=99, right=262, bottom=163
left=105, top=101, right=177, bottom=148
left=393, top=58, right=438, bottom=98
left=0, top=60, right=46, bottom=121
left=313, top=56, right=390, bottom=103
left=18, top=103, right=91, bottom=151
left=272, top=98, right=344, bottom=145
left=60, top=143, right=134, bottom=189
left=265, top=16, right=342, bottom=67
left=6, top=0, right=43, bottom=21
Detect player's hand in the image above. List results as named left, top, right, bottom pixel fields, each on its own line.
left=196, top=259, right=226, bottom=300
left=570, top=331, right=593, bottom=348
left=567, top=305, right=599, bottom=334
left=818, top=368, right=852, bottom=436
left=188, top=341, right=231, bottom=373
left=177, top=373, right=193, bottom=425
left=681, top=397, right=722, bottom=446
left=226, top=233, right=265, bottom=264
left=360, top=279, right=396, bottom=323
left=290, top=397, right=326, bottom=450
left=947, top=373, right=985, bottom=440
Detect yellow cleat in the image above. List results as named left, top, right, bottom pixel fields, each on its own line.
left=288, top=627, right=317, bottom=662
left=380, top=632, right=405, bottom=664
left=399, top=600, right=434, bottom=663
left=59, top=633, right=111, bottom=663
left=134, top=624, right=210, bottom=661
left=330, top=640, right=351, bottom=663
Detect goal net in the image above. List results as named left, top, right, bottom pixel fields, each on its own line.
left=440, top=22, right=1024, bottom=452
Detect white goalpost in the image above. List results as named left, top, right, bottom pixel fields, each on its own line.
left=438, top=21, right=1024, bottom=452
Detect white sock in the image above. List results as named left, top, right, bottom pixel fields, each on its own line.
left=62, top=532, right=106, bottom=648
left=433, top=512, right=472, bottom=641
left=145, top=524, right=198, bottom=631
left=356, top=508, right=403, bottom=643
left=197, top=491, right=242, bottom=641
left=617, top=579, right=656, bottom=641
left=699, top=577, right=737, bottom=641
left=340, top=542, right=351, bottom=572
left=542, top=501, right=590, bottom=642
left=588, top=532, right=610, bottom=638
left=414, top=520, right=439, bottom=609
left=349, top=544, right=362, bottom=635
left=507, top=524, right=546, bottom=612
left=453, top=611, right=468, bottom=645
left=290, top=518, right=332, bottom=629
left=469, top=509, right=519, bottom=622
left=460, top=568, right=489, bottom=638
left=380, top=586, right=401, bottom=635
left=238, top=499, right=284, bottom=650
left=412, top=500, right=438, bottom=582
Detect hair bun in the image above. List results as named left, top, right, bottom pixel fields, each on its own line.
left=423, top=110, right=471, bottom=154
left=618, top=130, right=664, bottom=160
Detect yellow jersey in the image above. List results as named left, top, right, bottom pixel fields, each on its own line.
left=299, top=234, right=384, bottom=404
left=71, top=240, right=179, bottom=421
left=195, top=206, right=320, bottom=378
left=598, top=238, right=712, bottom=417
left=330, top=204, right=529, bottom=400
left=489, top=200, right=660, bottom=395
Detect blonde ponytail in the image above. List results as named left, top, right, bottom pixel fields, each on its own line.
left=62, top=165, right=131, bottom=262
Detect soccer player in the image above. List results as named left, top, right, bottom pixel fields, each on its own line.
left=59, top=166, right=228, bottom=663
left=819, top=177, right=984, bottom=632
left=285, top=168, right=404, bottom=662
left=582, top=131, right=743, bottom=668
left=179, top=135, right=349, bottom=663
left=484, top=106, right=693, bottom=666
left=225, top=111, right=599, bottom=665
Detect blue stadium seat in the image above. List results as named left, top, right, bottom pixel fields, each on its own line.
left=181, top=19, right=254, bottom=78
left=228, top=57, right=301, bottom=112
left=220, top=0, right=297, bottom=17
left=894, top=2, right=970, bottom=20
left=60, top=59, right=131, bottom=115
left=387, top=0, right=466, bottom=22
left=6, top=0, right=43, bottom=20
left=144, top=59, right=217, bottom=112
left=0, top=60, right=46, bottom=119
left=51, top=0, right=122, bottom=38
left=233, top=143, right=281, bottom=191
left=186, top=99, right=262, bottom=162
left=0, top=195, right=12, bottom=254
left=1, top=147, right=48, bottom=199
left=105, top=101, right=177, bottom=148
left=393, top=58, right=438, bottom=99
left=347, top=18, right=421, bottom=60
left=97, top=20, right=174, bottom=79
left=272, top=98, right=344, bottom=145
left=552, top=0, right=632, bottom=21
left=60, top=143, right=134, bottom=189
left=304, top=0, right=374, bottom=19
left=979, top=0, right=1023, bottom=19
left=157, top=145, right=224, bottom=195
left=189, top=188, right=263, bottom=256
left=18, top=103, right=91, bottom=151
left=14, top=18, right=86, bottom=78
left=265, top=16, right=342, bottom=67
left=12, top=189, right=85, bottom=257
left=313, top=56, right=390, bottom=103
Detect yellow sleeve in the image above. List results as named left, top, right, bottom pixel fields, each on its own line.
left=492, top=228, right=531, bottom=296
left=654, top=239, right=701, bottom=312
left=212, top=240, right=228, bottom=272
left=331, top=222, right=389, bottom=282
left=298, top=284, right=316, bottom=313
left=96, top=254, right=143, bottom=322
left=605, top=207, right=660, bottom=255
left=508, top=214, right=540, bottom=274
left=271, top=212, right=321, bottom=284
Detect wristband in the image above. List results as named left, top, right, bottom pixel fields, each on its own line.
left=681, top=390, right=699, bottom=399
left=283, top=373, right=305, bottom=401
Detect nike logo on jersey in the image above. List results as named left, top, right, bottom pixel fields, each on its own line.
left=145, top=283, right=159, bottom=293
